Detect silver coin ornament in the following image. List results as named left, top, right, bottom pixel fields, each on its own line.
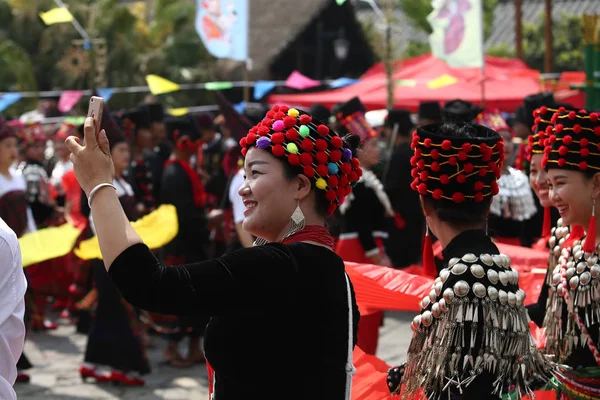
left=473, top=282, right=486, bottom=298
left=448, top=257, right=461, bottom=268
left=557, top=283, right=566, bottom=296
left=499, top=290, right=508, bottom=305
left=512, top=270, right=520, bottom=284
left=487, top=269, right=499, bottom=284
left=480, top=254, right=493, bottom=266
left=566, top=267, right=576, bottom=281
left=508, top=292, right=517, bottom=307
left=429, top=289, right=437, bottom=303
left=488, top=286, right=499, bottom=301
left=574, top=250, right=584, bottom=261
left=553, top=246, right=561, bottom=257
left=470, top=264, right=485, bottom=279
left=569, top=276, right=579, bottom=290
left=552, top=273, right=561, bottom=286
left=591, top=265, right=600, bottom=278
left=559, top=238, right=565, bottom=246
left=580, top=271, right=591, bottom=286
left=576, top=262, right=587, bottom=274
left=443, top=288, right=455, bottom=304
left=588, top=256, right=598, bottom=267
left=431, top=302, right=441, bottom=318
left=434, top=277, right=441, bottom=285
left=421, top=296, right=431, bottom=309
left=411, top=315, right=422, bottom=331
left=439, top=269, right=450, bottom=283
left=421, top=310, right=433, bottom=327
left=549, top=236, right=556, bottom=248
left=451, top=263, right=468, bottom=275
left=453, top=280, right=470, bottom=297
left=572, top=245, right=581, bottom=255
left=499, top=271, right=509, bottom=286
left=516, top=289, right=526, bottom=306
left=438, top=298, right=447, bottom=312
left=501, top=254, right=510, bottom=268
left=462, top=253, right=478, bottom=263
left=434, top=281, right=443, bottom=296
left=492, top=255, right=503, bottom=266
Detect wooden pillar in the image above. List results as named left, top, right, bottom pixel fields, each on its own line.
left=544, top=0, right=553, bottom=73
left=515, top=0, right=523, bottom=60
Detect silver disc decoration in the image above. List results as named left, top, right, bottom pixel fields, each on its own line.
left=453, top=280, right=470, bottom=297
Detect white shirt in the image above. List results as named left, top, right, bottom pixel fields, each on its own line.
left=0, top=169, right=37, bottom=234
left=50, top=159, right=73, bottom=186
left=0, top=218, right=27, bottom=400
left=228, top=169, right=245, bottom=224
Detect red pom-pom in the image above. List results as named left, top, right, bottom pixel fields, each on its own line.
left=285, top=129, right=299, bottom=141
left=411, top=168, right=418, bottom=178
left=331, top=136, right=343, bottom=148
left=261, top=118, right=273, bottom=127
left=339, top=176, right=349, bottom=188
left=452, top=192, right=465, bottom=203
left=330, top=150, right=342, bottom=162
left=579, top=109, right=588, bottom=114
left=431, top=162, right=440, bottom=172
left=272, top=144, right=285, bottom=157
left=579, top=161, right=588, bottom=170
left=299, top=115, right=312, bottom=125
left=482, top=150, right=492, bottom=162
left=474, top=192, right=484, bottom=202
left=448, top=157, right=457, bottom=166
left=590, top=113, right=599, bottom=122
left=301, top=139, right=314, bottom=152
left=424, top=138, right=432, bottom=148
left=414, top=148, right=422, bottom=158
left=582, top=148, right=590, bottom=157
left=410, top=179, right=419, bottom=191
left=558, top=106, right=565, bottom=112
left=279, top=105, right=289, bottom=113
left=271, top=105, right=280, bottom=112
left=474, top=181, right=484, bottom=191
left=594, top=126, right=600, bottom=135
left=239, top=137, right=248, bottom=148
left=545, top=126, right=553, bottom=135
left=417, top=159, right=425, bottom=170
left=300, top=153, right=313, bottom=165
left=288, top=154, right=301, bottom=166
left=327, top=203, right=337, bottom=216
left=419, top=171, right=429, bottom=181
left=581, top=138, right=589, bottom=147
left=464, top=163, right=474, bottom=173
left=316, top=164, right=329, bottom=176
left=480, top=143, right=489, bottom=152
left=479, top=167, right=487, bottom=177
left=440, top=174, right=450, bottom=185
left=410, top=156, right=417, bottom=166
left=568, top=111, right=577, bottom=120
left=491, top=181, right=499, bottom=195
left=340, top=162, right=352, bottom=174
left=351, top=158, right=360, bottom=168
left=273, top=111, right=286, bottom=120
left=540, top=106, right=547, bottom=115
left=336, top=187, right=346, bottom=198
left=325, top=189, right=337, bottom=201
left=417, top=183, right=428, bottom=195
left=315, top=139, right=328, bottom=151
left=456, top=174, right=466, bottom=184
left=266, top=110, right=275, bottom=119
left=441, top=140, right=452, bottom=151
left=432, top=189, right=443, bottom=200
left=558, top=146, right=568, bottom=156
left=563, top=135, right=572, bottom=145
left=557, top=158, right=566, bottom=167
left=458, top=151, right=467, bottom=161
left=258, top=126, right=270, bottom=136
left=316, top=151, right=328, bottom=165
left=551, top=113, right=559, bottom=124
left=462, top=143, right=472, bottom=153
left=541, top=156, right=548, bottom=167
left=573, top=124, right=582, bottom=134
left=430, top=149, right=440, bottom=159
left=348, top=172, right=358, bottom=182
left=241, top=148, right=247, bottom=156
left=555, top=124, right=564, bottom=134
left=246, top=132, right=257, bottom=144
left=303, top=166, right=315, bottom=178
left=327, top=176, right=339, bottom=188
left=317, top=124, right=329, bottom=136
left=271, top=132, right=285, bottom=144
left=283, top=116, right=296, bottom=128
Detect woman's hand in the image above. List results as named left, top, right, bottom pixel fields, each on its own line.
left=64, top=117, right=114, bottom=196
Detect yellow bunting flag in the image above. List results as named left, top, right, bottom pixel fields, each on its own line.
left=168, top=107, right=190, bottom=117
left=427, top=74, right=458, bottom=90
left=20, top=223, right=82, bottom=267
left=145, top=74, right=181, bottom=95
left=396, top=79, right=417, bottom=87
left=39, top=8, right=74, bottom=26
left=74, top=204, right=178, bottom=260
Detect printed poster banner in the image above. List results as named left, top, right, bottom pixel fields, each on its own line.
left=427, top=0, right=483, bottom=68
left=195, top=0, right=248, bottom=62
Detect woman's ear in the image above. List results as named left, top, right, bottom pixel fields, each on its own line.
left=296, top=174, right=312, bottom=201
left=593, top=172, right=600, bottom=199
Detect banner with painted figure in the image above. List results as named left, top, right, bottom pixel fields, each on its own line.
left=427, top=0, right=483, bottom=68
left=195, top=0, right=248, bottom=61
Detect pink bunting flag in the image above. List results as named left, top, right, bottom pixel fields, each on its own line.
left=285, top=71, right=320, bottom=90
left=58, top=90, right=84, bottom=113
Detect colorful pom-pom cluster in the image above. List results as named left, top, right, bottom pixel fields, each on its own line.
left=239, top=105, right=363, bottom=216
left=543, top=109, right=600, bottom=172
left=410, top=125, right=504, bottom=203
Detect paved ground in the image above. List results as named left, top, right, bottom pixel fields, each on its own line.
left=15, top=311, right=413, bottom=399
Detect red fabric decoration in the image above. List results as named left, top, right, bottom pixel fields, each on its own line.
left=163, top=159, right=206, bottom=207
left=422, top=233, right=437, bottom=278
left=583, top=205, right=597, bottom=253
left=541, top=207, right=552, bottom=238
left=394, top=212, right=406, bottom=229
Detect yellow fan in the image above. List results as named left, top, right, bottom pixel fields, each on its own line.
left=74, top=204, right=178, bottom=260
left=20, top=224, right=82, bottom=268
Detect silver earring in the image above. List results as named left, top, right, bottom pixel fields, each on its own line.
left=425, top=220, right=430, bottom=237
left=281, top=200, right=306, bottom=241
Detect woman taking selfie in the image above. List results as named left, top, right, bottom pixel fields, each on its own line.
left=65, top=104, right=360, bottom=400
left=386, top=122, right=550, bottom=399
left=542, top=109, right=600, bottom=398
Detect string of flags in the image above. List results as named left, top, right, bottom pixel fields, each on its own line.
left=0, top=70, right=360, bottom=114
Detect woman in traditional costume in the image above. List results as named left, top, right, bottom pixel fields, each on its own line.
left=387, top=122, right=551, bottom=398
left=65, top=105, right=360, bottom=399
left=334, top=97, right=393, bottom=356
left=542, top=109, right=600, bottom=398
left=79, top=110, right=150, bottom=386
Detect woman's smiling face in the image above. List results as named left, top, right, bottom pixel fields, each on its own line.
left=547, top=168, right=595, bottom=227
left=529, top=154, right=551, bottom=207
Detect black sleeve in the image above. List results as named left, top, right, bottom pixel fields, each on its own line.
left=526, top=256, right=551, bottom=327
left=108, top=242, right=297, bottom=316
left=80, top=188, right=90, bottom=219
left=347, top=184, right=379, bottom=256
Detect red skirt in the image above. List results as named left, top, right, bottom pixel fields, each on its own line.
left=336, top=236, right=385, bottom=355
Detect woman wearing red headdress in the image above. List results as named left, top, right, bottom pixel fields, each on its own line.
left=542, top=109, right=600, bottom=398
left=386, top=122, right=551, bottom=399
left=334, top=97, right=394, bottom=356
left=64, top=105, right=361, bottom=399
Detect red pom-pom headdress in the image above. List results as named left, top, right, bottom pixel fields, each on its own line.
left=17, top=122, right=46, bottom=147
left=335, top=97, right=378, bottom=143
left=473, top=109, right=512, bottom=136
left=54, top=122, right=77, bottom=141
left=526, top=106, right=565, bottom=162
left=410, top=123, right=504, bottom=204
left=239, top=105, right=363, bottom=216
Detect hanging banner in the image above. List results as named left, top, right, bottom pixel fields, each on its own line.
left=427, top=0, right=483, bottom=68
left=0, top=93, right=22, bottom=112
left=253, top=80, right=276, bottom=100
left=58, top=90, right=83, bottom=112
left=39, top=7, right=74, bottom=26
left=146, top=74, right=181, bottom=95
left=97, top=88, right=114, bottom=102
left=195, top=0, right=248, bottom=62
left=286, top=71, right=321, bottom=90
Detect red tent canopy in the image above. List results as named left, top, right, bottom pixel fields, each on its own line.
left=268, top=54, right=542, bottom=112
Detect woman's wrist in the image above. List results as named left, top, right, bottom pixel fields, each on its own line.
left=88, top=183, right=117, bottom=208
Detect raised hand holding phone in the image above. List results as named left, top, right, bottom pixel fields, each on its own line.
left=64, top=96, right=114, bottom=196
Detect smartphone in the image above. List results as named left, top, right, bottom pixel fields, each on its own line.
left=87, top=96, right=105, bottom=135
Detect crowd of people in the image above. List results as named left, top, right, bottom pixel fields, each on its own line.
left=0, top=89, right=599, bottom=399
